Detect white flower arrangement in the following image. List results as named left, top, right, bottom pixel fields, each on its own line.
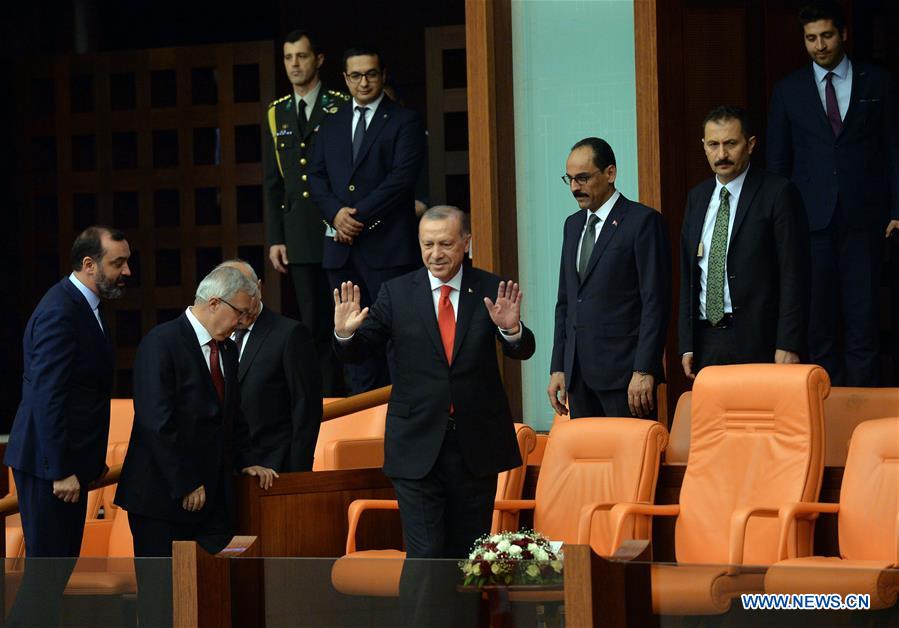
left=458, top=530, right=563, bottom=586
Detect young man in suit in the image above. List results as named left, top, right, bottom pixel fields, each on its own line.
left=548, top=137, right=670, bottom=420
left=115, top=266, right=269, bottom=627
left=218, top=259, right=323, bottom=473
left=310, top=44, right=426, bottom=394
left=264, top=29, right=349, bottom=395
left=5, top=226, right=130, bottom=626
left=333, top=206, right=535, bottom=559
left=766, top=0, right=899, bottom=386
left=680, top=106, right=810, bottom=377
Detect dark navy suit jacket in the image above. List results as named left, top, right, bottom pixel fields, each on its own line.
left=115, top=314, right=237, bottom=525
left=309, top=96, right=425, bottom=271
left=5, top=277, right=113, bottom=485
left=551, top=195, right=670, bottom=391
left=766, top=61, right=899, bottom=230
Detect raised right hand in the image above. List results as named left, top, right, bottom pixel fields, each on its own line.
left=333, top=281, right=369, bottom=338
left=269, top=245, right=289, bottom=273
left=547, top=371, right=569, bottom=416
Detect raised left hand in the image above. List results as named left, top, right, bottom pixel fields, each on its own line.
left=483, top=281, right=522, bottom=333
left=242, top=465, right=280, bottom=490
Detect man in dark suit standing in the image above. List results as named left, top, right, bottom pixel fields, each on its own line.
left=334, top=206, right=535, bottom=559
left=680, top=106, right=810, bottom=377
left=311, top=44, right=426, bottom=394
left=219, top=260, right=323, bottom=473
left=264, top=29, right=349, bottom=395
left=115, top=266, right=266, bottom=627
left=5, top=226, right=131, bottom=626
left=766, top=0, right=899, bottom=386
left=548, top=138, right=670, bottom=419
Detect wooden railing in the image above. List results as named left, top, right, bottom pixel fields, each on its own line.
left=0, top=384, right=393, bottom=519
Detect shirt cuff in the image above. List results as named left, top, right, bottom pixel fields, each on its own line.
left=334, top=330, right=354, bottom=342
left=498, top=323, right=523, bottom=343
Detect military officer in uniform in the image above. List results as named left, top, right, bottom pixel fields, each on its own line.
left=263, top=29, right=349, bottom=395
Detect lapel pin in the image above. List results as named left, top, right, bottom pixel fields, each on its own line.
left=383, top=113, right=388, bottom=118
left=612, top=219, right=619, bottom=227
left=468, top=288, right=473, bottom=293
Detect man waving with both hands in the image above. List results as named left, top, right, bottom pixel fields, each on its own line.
left=332, top=205, right=535, bottom=560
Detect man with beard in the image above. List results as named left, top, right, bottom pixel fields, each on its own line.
left=5, top=225, right=131, bottom=626
left=679, top=106, right=810, bottom=377
left=548, top=137, right=669, bottom=419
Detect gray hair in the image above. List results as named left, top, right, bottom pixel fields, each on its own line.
left=420, top=205, right=470, bottom=235
left=214, top=258, right=259, bottom=283
left=194, top=266, right=257, bottom=304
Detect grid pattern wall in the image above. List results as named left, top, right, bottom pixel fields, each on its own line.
left=18, top=41, right=276, bottom=396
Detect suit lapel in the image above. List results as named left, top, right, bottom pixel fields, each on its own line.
left=178, top=314, right=221, bottom=405
left=803, top=64, right=837, bottom=137
left=729, top=166, right=762, bottom=245
left=580, top=196, right=629, bottom=284
left=689, top=179, right=716, bottom=259
left=841, top=64, right=865, bottom=133
left=304, top=88, right=325, bottom=140
left=61, top=278, right=109, bottom=350
left=412, top=270, right=447, bottom=366
left=451, top=270, right=479, bottom=364
left=238, top=306, right=273, bottom=381
left=351, top=98, right=393, bottom=172
left=567, top=211, right=587, bottom=280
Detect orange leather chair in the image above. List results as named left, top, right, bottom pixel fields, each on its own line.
left=330, top=423, right=537, bottom=597
left=821, top=387, right=899, bottom=467
left=497, top=418, right=668, bottom=556
left=602, top=364, right=829, bottom=614
left=765, top=417, right=899, bottom=609
left=312, top=403, right=387, bottom=471
left=664, top=391, right=692, bottom=464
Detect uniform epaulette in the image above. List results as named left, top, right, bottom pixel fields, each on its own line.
left=327, top=90, right=351, bottom=101
left=269, top=94, right=292, bottom=108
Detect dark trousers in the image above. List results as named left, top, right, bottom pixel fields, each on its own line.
left=694, top=323, right=740, bottom=371
left=128, top=497, right=232, bottom=628
left=8, top=470, right=88, bottom=627
left=328, top=256, right=417, bottom=394
left=808, top=209, right=881, bottom=386
left=289, top=262, right=340, bottom=395
left=568, top=358, right=655, bottom=419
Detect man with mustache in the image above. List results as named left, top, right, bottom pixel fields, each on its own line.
left=5, top=225, right=131, bottom=626
left=766, top=0, right=899, bottom=386
left=548, top=137, right=670, bottom=419
left=679, top=106, right=810, bottom=377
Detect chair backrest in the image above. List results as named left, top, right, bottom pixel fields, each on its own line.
left=837, top=417, right=899, bottom=562
left=534, top=418, right=668, bottom=555
left=95, top=399, right=135, bottom=517
left=677, top=364, right=829, bottom=565
left=823, top=388, right=899, bottom=467
left=312, top=404, right=387, bottom=471
left=665, top=392, right=692, bottom=464
left=492, top=423, right=538, bottom=532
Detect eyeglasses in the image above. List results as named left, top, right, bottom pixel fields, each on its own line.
left=218, top=297, right=251, bottom=320
left=345, top=70, right=382, bottom=84
left=561, top=171, right=602, bottom=186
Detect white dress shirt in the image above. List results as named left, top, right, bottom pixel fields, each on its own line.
left=185, top=306, right=222, bottom=372
left=698, top=166, right=750, bottom=319
left=575, top=190, right=621, bottom=264
left=68, top=273, right=103, bottom=331
left=351, top=91, right=386, bottom=141
left=813, top=54, right=852, bottom=120
left=230, top=303, right=261, bottom=360
left=294, top=81, right=322, bottom=123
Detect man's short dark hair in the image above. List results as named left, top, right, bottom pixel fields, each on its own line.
left=702, top=105, right=752, bottom=138
left=342, top=44, right=383, bottom=71
left=283, top=29, right=320, bottom=55
left=570, top=137, right=616, bottom=170
left=71, top=226, right=126, bottom=271
left=798, top=1, right=846, bottom=32
left=420, top=205, right=470, bottom=235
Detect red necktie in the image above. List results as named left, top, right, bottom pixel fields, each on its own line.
left=207, top=340, right=225, bottom=402
left=438, top=285, right=455, bottom=364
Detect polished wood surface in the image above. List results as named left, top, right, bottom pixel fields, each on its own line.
left=321, top=385, right=391, bottom=422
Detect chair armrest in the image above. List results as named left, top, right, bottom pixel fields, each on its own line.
left=492, top=499, right=536, bottom=514
left=80, top=519, right=114, bottom=557
left=772, top=501, right=840, bottom=562
left=346, top=499, right=399, bottom=554
left=609, top=502, right=679, bottom=554
left=727, top=506, right=782, bottom=574
left=576, top=502, right=617, bottom=545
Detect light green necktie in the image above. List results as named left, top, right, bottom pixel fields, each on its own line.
left=706, top=187, right=730, bottom=325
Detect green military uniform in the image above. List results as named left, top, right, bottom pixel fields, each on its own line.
left=263, top=85, right=350, bottom=394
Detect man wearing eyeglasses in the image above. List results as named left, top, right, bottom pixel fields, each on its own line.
left=263, top=29, right=349, bottom=396
left=310, top=44, right=426, bottom=394
left=116, top=266, right=275, bottom=627
left=548, top=138, right=670, bottom=420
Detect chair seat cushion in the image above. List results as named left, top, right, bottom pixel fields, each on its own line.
left=331, top=550, right=405, bottom=597
left=765, top=557, right=898, bottom=609
left=651, top=564, right=764, bottom=615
